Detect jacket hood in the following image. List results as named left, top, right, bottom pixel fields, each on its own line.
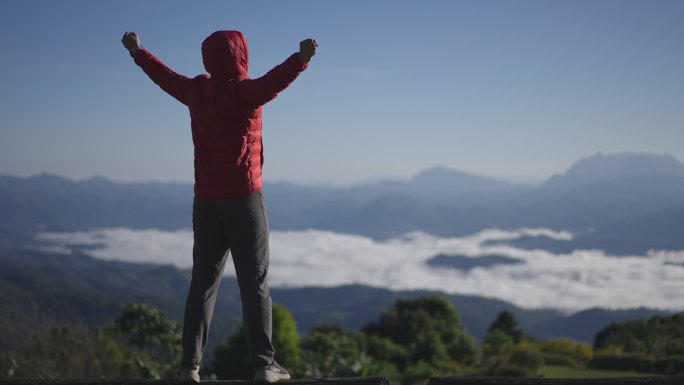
left=202, top=30, right=249, bottom=80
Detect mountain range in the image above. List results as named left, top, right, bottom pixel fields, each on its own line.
left=2, top=152, right=683, bottom=253
left=1, top=152, right=682, bottom=359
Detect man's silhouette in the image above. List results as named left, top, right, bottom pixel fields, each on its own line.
left=122, top=30, right=317, bottom=383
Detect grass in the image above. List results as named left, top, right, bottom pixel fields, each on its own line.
left=540, top=365, right=655, bottom=378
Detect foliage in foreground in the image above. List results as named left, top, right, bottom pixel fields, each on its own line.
left=590, top=314, right=684, bottom=375
left=2, top=298, right=683, bottom=381
left=0, top=326, right=140, bottom=378
left=209, top=296, right=479, bottom=385
left=0, top=303, right=181, bottom=379
left=594, top=314, right=684, bottom=357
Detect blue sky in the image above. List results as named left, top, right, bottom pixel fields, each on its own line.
left=1, top=0, right=683, bottom=185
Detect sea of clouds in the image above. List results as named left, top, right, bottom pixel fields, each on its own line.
left=35, top=227, right=684, bottom=312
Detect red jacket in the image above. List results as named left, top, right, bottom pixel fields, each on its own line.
left=133, top=31, right=308, bottom=199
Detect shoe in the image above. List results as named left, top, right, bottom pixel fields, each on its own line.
left=253, top=362, right=291, bottom=383
left=177, top=365, right=200, bottom=384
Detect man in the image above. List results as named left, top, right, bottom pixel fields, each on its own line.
left=122, top=30, right=317, bottom=383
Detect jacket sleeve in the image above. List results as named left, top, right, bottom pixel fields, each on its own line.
left=133, top=48, right=191, bottom=106
left=237, top=53, right=308, bottom=108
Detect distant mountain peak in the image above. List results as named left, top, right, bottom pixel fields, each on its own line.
left=411, top=166, right=519, bottom=191
left=83, top=176, right=112, bottom=183
left=414, top=166, right=471, bottom=178
left=570, top=152, right=684, bottom=174
left=29, top=172, right=71, bottom=182
left=541, top=152, right=684, bottom=190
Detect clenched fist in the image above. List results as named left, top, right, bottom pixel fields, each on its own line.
left=299, top=38, right=318, bottom=64
left=122, top=32, right=141, bottom=54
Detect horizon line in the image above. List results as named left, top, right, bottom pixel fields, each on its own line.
left=1, top=150, right=681, bottom=188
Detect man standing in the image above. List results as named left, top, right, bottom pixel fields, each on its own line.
left=122, top=30, right=317, bottom=383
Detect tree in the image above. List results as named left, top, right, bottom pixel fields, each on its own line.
left=211, top=324, right=251, bottom=380
left=401, top=360, right=443, bottom=385
left=361, top=333, right=409, bottom=370
left=300, top=323, right=399, bottom=378
left=594, top=314, right=684, bottom=357
left=359, top=333, right=405, bottom=379
left=0, top=326, right=141, bottom=378
left=301, top=323, right=364, bottom=377
left=272, top=303, right=301, bottom=371
left=114, top=302, right=182, bottom=378
left=211, top=303, right=302, bottom=379
left=115, top=303, right=181, bottom=362
left=362, top=296, right=480, bottom=370
left=487, top=310, right=525, bottom=344
left=480, top=310, right=540, bottom=376
left=482, top=329, right=515, bottom=357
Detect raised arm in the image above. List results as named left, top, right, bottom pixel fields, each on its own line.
left=238, top=39, right=318, bottom=108
left=122, top=32, right=190, bottom=105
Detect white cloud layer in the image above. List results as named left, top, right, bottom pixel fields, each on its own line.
left=35, top=228, right=684, bottom=312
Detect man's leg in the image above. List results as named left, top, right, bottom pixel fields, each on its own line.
left=181, top=198, right=230, bottom=369
left=219, top=191, right=275, bottom=369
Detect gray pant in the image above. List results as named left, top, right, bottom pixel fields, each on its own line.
left=181, top=192, right=274, bottom=369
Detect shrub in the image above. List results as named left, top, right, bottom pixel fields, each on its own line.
left=539, top=338, right=593, bottom=364
left=401, top=360, right=441, bottom=385
left=508, top=348, right=543, bottom=370
left=652, top=355, right=684, bottom=375
left=588, top=353, right=654, bottom=372
left=479, top=348, right=543, bottom=377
